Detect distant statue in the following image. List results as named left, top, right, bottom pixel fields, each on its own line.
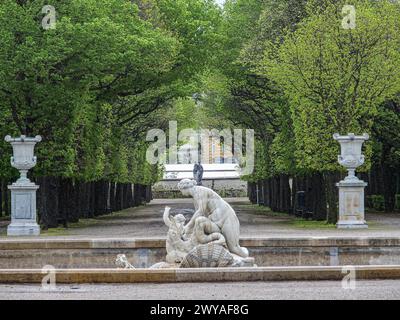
left=193, top=162, right=204, bottom=186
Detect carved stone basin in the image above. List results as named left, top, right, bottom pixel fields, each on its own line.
left=1, top=237, right=400, bottom=269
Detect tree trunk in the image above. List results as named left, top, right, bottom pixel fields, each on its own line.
left=110, top=182, right=116, bottom=212
left=50, top=177, right=60, bottom=228
left=271, top=177, right=279, bottom=212
left=382, top=164, right=396, bottom=212
left=323, top=171, right=339, bottom=224
left=122, top=183, right=127, bottom=209
left=311, top=172, right=327, bottom=221
left=396, top=170, right=400, bottom=194
left=3, top=180, right=10, bottom=217
left=70, top=180, right=80, bottom=223
left=0, top=180, right=3, bottom=217
left=115, top=183, right=123, bottom=211
left=291, top=176, right=296, bottom=215
left=58, top=178, right=69, bottom=227
left=127, top=184, right=134, bottom=207
left=145, top=185, right=152, bottom=203
left=37, top=176, right=59, bottom=229
left=94, top=181, right=102, bottom=216
left=84, top=182, right=90, bottom=218
left=257, top=181, right=264, bottom=205
left=106, top=181, right=111, bottom=213
left=280, top=174, right=291, bottom=214
left=261, top=180, right=267, bottom=207
left=104, top=181, right=110, bottom=214
left=248, top=182, right=256, bottom=203
left=80, top=181, right=88, bottom=218
left=141, top=184, right=147, bottom=204
left=134, top=184, right=140, bottom=206
left=89, top=182, right=95, bottom=217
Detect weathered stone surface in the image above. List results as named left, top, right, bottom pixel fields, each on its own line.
left=1, top=265, right=400, bottom=283
left=337, top=181, right=368, bottom=229
left=3, top=237, right=400, bottom=250
left=7, top=184, right=40, bottom=236
left=180, top=244, right=234, bottom=268
left=4, top=135, right=42, bottom=236
left=2, top=237, right=400, bottom=269
left=334, top=133, right=369, bottom=229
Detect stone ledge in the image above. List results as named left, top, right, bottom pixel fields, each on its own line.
left=1, top=265, right=400, bottom=283
left=1, top=237, right=400, bottom=250
left=0, top=238, right=166, bottom=250
left=240, top=237, right=400, bottom=247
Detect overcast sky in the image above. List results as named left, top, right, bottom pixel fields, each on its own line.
left=215, top=0, right=225, bottom=7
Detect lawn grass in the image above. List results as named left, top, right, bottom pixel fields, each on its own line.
left=235, top=204, right=289, bottom=218
left=40, top=206, right=144, bottom=235
left=96, top=205, right=145, bottom=220
left=288, top=219, right=335, bottom=229
left=41, top=228, right=70, bottom=236
left=40, top=218, right=103, bottom=236
left=243, top=204, right=389, bottom=229
left=243, top=204, right=337, bottom=229
left=1, top=205, right=144, bottom=236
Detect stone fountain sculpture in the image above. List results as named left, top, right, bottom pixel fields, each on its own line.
left=156, top=179, right=254, bottom=268
left=116, top=179, right=254, bottom=269
left=115, top=179, right=255, bottom=269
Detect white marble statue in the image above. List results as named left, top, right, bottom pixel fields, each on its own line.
left=177, top=179, right=249, bottom=258
left=163, top=205, right=227, bottom=264
left=163, top=206, right=192, bottom=264
left=117, top=180, right=254, bottom=269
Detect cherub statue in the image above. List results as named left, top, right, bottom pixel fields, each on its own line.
left=163, top=207, right=192, bottom=264
left=115, top=254, right=135, bottom=269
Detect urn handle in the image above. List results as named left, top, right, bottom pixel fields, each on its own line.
left=359, top=155, right=365, bottom=166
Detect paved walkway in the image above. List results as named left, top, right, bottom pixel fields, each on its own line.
left=1, top=198, right=400, bottom=300
left=0, top=280, right=399, bottom=300
left=1, top=198, right=400, bottom=239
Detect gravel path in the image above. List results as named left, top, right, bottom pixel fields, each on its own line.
left=0, top=280, right=399, bottom=300
left=1, top=198, right=400, bottom=239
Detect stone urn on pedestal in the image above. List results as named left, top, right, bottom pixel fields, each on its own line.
left=5, top=135, right=42, bottom=236
left=333, top=133, right=369, bottom=229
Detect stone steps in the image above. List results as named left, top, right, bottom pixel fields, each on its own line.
left=1, top=265, right=400, bottom=283
left=1, top=236, right=400, bottom=250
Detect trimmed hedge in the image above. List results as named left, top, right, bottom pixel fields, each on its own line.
left=367, top=195, right=385, bottom=211
left=367, top=194, right=400, bottom=212
left=396, top=194, right=400, bottom=211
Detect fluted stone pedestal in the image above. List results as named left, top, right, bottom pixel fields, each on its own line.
left=7, top=183, right=40, bottom=236
left=336, top=180, right=368, bottom=229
